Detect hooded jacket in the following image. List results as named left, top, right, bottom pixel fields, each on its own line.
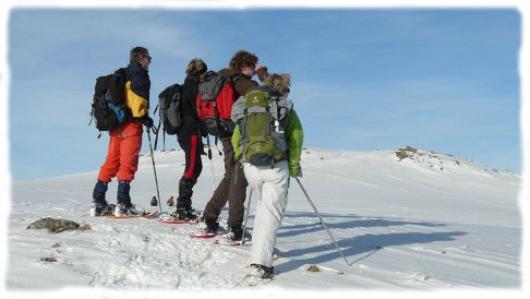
left=231, top=94, right=304, bottom=177
left=179, top=74, right=201, bottom=134
left=125, top=62, right=150, bottom=118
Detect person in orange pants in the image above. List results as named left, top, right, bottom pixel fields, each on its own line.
left=98, top=122, right=143, bottom=182
left=91, top=46, right=153, bottom=217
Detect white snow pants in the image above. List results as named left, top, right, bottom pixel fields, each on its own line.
left=243, top=160, right=290, bottom=268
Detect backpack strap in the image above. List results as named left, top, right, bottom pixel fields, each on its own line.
left=154, top=119, right=162, bottom=150
left=206, top=134, right=213, bottom=160
left=271, top=96, right=293, bottom=121
left=240, top=107, right=248, bottom=141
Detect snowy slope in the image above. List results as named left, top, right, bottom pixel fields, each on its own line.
left=7, top=146, right=521, bottom=289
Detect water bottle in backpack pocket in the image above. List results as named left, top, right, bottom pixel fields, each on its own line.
left=271, top=119, right=288, bottom=152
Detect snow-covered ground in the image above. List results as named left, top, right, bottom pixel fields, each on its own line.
left=7, top=147, right=521, bottom=290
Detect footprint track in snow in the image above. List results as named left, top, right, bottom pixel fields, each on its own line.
left=87, top=220, right=245, bottom=289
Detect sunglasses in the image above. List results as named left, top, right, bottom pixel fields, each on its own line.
left=144, top=55, right=152, bottom=63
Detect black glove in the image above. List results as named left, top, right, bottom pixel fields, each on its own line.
left=138, top=116, right=154, bottom=128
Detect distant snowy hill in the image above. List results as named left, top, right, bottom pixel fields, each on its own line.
left=7, top=146, right=521, bottom=289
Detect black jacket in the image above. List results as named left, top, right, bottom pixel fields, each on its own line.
left=178, top=74, right=201, bottom=135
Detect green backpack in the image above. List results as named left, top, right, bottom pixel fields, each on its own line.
left=232, top=87, right=293, bottom=167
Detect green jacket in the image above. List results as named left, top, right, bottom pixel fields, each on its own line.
left=232, top=110, right=304, bottom=177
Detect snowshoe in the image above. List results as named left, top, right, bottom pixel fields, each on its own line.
left=242, top=264, right=274, bottom=286
left=190, top=231, right=219, bottom=239
left=113, top=203, right=145, bottom=218
left=158, top=211, right=199, bottom=225
left=89, top=202, right=115, bottom=217
left=227, top=225, right=247, bottom=242
left=214, top=238, right=243, bottom=246
left=214, top=230, right=252, bottom=246
left=190, top=227, right=223, bottom=239
left=169, top=207, right=199, bottom=222
left=190, top=221, right=224, bottom=238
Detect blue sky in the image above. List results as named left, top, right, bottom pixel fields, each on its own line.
left=8, top=9, right=520, bottom=180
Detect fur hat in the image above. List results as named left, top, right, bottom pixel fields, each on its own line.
left=262, top=73, right=291, bottom=96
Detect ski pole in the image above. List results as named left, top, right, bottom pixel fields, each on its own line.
left=240, top=187, right=253, bottom=247
left=295, top=177, right=350, bottom=266
left=147, top=129, right=163, bottom=214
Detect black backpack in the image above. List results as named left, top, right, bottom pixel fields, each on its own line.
left=158, top=84, right=183, bottom=135
left=90, top=68, right=131, bottom=133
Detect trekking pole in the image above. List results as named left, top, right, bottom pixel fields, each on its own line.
left=147, top=129, right=163, bottom=214
left=240, top=188, right=253, bottom=247
left=295, top=177, right=350, bottom=266
left=153, top=104, right=160, bottom=150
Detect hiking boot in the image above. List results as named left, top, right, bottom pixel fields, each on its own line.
left=92, top=180, right=108, bottom=203
left=113, top=203, right=144, bottom=217
left=117, top=181, right=132, bottom=205
left=227, top=225, right=243, bottom=241
left=89, top=202, right=115, bottom=217
left=177, top=178, right=195, bottom=208
left=200, top=216, right=219, bottom=233
left=244, top=264, right=274, bottom=286
left=170, top=207, right=199, bottom=221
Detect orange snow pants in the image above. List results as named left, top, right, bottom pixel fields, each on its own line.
left=97, top=121, right=143, bottom=183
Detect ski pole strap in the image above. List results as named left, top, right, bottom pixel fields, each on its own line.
left=154, top=120, right=162, bottom=150
left=206, top=135, right=213, bottom=160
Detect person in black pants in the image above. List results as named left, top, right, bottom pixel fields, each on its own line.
left=201, top=50, right=269, bottom=240
left=172, top=58, right=208, bottom=220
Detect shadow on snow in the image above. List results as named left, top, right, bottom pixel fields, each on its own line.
left=273, top=212, right=466, bottom=275
left=276, top=211, right=446, bottom=238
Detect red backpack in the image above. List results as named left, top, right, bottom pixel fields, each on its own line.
left=195, top=71, right=237, bottom=135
